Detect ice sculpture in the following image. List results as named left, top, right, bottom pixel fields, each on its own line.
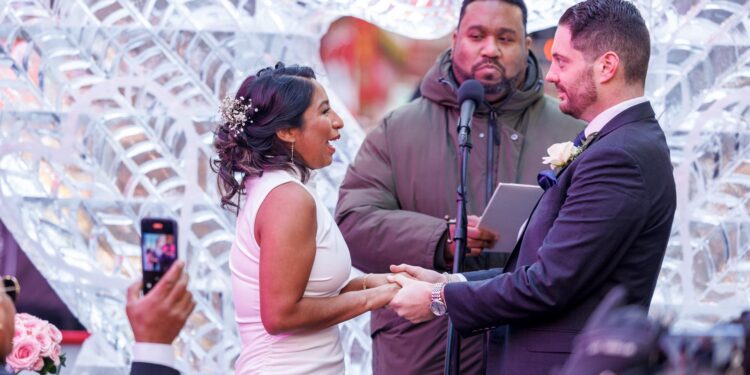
left=645, top=0, right=750, bottom=328
left=0, top=0, right=749, bottom=374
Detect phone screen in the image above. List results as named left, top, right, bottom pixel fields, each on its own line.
left=141, top=218, right=178, bottom=294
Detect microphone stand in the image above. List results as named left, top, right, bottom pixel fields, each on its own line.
left=444, top=106, right=473, bottom=375
left=480, top=91, right=515, bottom=374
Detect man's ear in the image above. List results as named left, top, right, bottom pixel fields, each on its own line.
left=276, top=128, right=297, bottom=144
left=525, top=35, right=532, bottom=51
left=597, top=51, right=620, bottom=83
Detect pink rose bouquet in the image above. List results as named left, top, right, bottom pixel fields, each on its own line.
left=7, top=313, right=66, bottom=374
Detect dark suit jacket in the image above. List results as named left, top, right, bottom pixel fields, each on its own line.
left=443, top=102, right=676, bottom=375
left=131, top=361, right=179, bottom=375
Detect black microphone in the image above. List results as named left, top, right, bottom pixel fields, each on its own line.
left=456, top=80, right=485, bottom=132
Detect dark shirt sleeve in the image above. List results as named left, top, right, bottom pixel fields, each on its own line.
left=130, top=362, right=180, bottom=375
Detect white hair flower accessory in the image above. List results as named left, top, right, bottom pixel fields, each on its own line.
left=219, top=95, right=259, bottom=138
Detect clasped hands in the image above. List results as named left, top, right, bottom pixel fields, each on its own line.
left=379, top=216, right=497, bottom=323
left=378, top=264, right=455, bottom=324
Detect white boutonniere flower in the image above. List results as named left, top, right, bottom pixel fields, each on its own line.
left=542, top=141, right=582, bottom=171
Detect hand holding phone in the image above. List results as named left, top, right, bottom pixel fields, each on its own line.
left=126, top=260, right=196, bottom=344
left=141, top=218, right=178, bottom=294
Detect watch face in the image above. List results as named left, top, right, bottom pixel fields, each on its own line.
left=430, top=301, right=447, bottom=316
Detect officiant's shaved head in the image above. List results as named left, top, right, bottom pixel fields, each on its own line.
left=458, top=0, right=528, bottom=33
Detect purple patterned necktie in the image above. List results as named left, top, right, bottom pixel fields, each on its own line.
left=572, top=130, right=586, bottom=147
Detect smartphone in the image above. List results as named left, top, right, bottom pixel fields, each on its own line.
left=140, top=217, right=178, bottom=294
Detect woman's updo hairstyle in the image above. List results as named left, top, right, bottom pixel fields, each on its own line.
left=213, top=62, right=317, bottom=212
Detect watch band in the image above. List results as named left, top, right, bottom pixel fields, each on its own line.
left=432, top=283, right=446, bottom=304
left=430, top=282, right=448, bottom=317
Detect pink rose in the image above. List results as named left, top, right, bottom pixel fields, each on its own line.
left=34, top=326, right=54, bottom=356
left=16, top=313, right=39, bottom=324
left=9, top=313, right=66, bottom=372
left=33, top=357, right=44, bottom=371
left=6, top=335, right=41, bottom=371
left=14, top=312, right=31, bottom=322
left=47, top=322, right=63, bottom=344
left=14, top=316, right=27, bottom=336
left=13, top=325, right=23, bottom=341
left=16, top=313, right=43, bottom=336
left=49, top=344, right=62, bottom=366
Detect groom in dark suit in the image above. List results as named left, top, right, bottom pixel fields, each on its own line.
left=387, top=0, right=676, bottom=374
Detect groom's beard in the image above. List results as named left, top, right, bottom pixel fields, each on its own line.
left=557, top=67, right=598, bottom=120
left=453, top=58, right=523, bottom=101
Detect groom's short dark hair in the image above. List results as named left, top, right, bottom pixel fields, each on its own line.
left=560, top=0, right=650, bottom=86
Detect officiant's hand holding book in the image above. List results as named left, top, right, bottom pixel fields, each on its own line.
left=444, top=215, right=499, bottom=263
left=477, top=183, right=543, bottom=253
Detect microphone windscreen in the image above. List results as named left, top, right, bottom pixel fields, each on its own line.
left=457, top=79, right=485, bottom=105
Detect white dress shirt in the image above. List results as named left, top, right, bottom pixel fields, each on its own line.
left=584, top=96, right=648, bottom=138
left=132, top=342, right=175, bottom=368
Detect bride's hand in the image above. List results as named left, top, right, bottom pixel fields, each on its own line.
left=389, top=264, right=446, bottom=284
left=389, top=272, right=416, bottom=281
left=367, top=283, right=400, bottom=311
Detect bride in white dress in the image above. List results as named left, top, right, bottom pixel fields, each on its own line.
left=213, top=63, right=399, bottom=374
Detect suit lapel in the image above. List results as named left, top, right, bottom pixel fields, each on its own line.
left=502, top=101, right=655, bottom=272
left=553, top=132, right=600, bottom=178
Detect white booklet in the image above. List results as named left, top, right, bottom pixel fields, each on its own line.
left=477, top=183, right=543, bottom=253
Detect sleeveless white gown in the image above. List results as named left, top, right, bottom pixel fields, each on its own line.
left=230, top=169, right=352, bottom=374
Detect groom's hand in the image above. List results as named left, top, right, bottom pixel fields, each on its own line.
left=387, top=274, right=435, bottom=323
left=390, top=264, right=445, bottom=283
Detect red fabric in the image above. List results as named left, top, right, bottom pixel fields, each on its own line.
left=61, top=330, right=89, bottom=344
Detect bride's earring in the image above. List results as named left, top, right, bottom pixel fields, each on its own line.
left=290, top=141, right=295, bottom=164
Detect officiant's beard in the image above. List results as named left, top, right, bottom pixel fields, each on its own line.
left=453, top=61, right=522, bottom=102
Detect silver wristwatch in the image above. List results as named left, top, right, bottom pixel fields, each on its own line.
left=430, top=283, right=447, bottom=317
